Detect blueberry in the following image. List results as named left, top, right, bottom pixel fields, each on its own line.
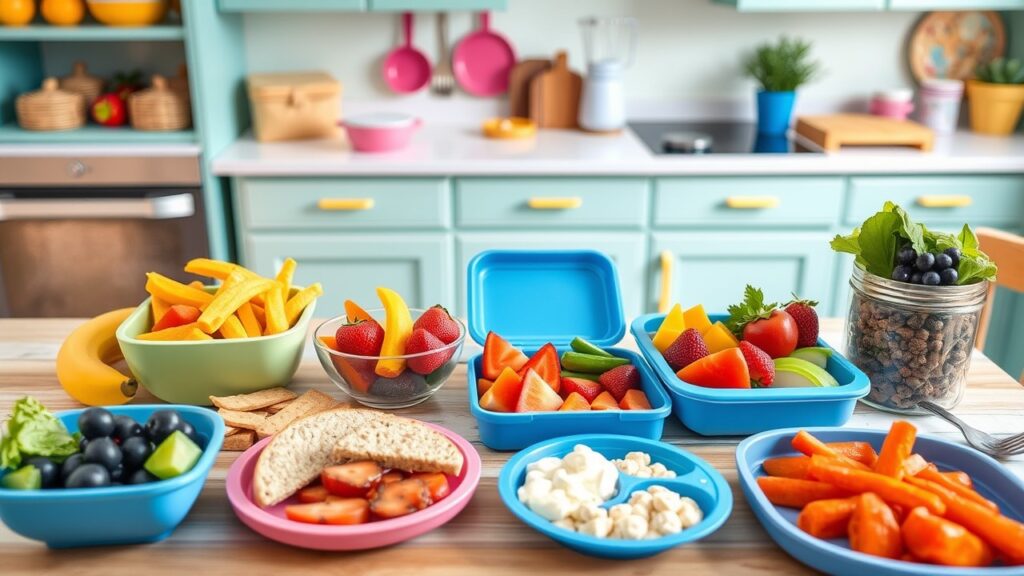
left=176, top=420, right=201, bottom=446
left=915, top=252, right=936, bottom=272
left=897, top=245, right=917, bottom=265
left=112, top=415, right=144, bottom=443
left=922, top=271, right=941, bottom=286
left=83, top=437, right=122, bottom=472
left=891, top=265, right=913, bottom=282
left=60, top=453, right=84, bottom=484
left=940, top=268, right=959, bottom=285
left=933, top=253, right=953, bottom=271
left=120, top=436, right=152, bottom=471
left=78, top=407, right=115, bottom=440
left=944, top=247, right=961, bottom=268
left=79, top=436, right=89, bottom=452
left=64, top=463, right=110, bottom=489
left=126, top=469, right=158, bottom=485
left=146, top=410, right=183, bottom=445
left=25, top=456, right=60, bottom=489
left=910, top=272, right=923, bottom=284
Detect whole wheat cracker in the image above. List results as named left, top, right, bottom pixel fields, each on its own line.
left=223, top=430, right=256, bottom=451
left=209, top=387, right=297, bottom=411
left=255, top=389, right=337, bottom=439
left=265, top=399, right=293, bottom=414
left=224, top=425, right=240, bottom=436
left=218, top=408, right=267, bottom=430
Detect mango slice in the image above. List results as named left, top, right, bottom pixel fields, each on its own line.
left=683, top=304, right=713, bottom=336
left=704, top=321, right=740, bottom=353
left=652, top=303, right=687, bottom=352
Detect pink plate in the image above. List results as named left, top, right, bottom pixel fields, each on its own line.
left=225, top=422, right=481, bottom=551
left=452, top=12, right=516, bottom=97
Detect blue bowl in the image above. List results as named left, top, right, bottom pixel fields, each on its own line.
left=498, top=434, right=732, bottom=559
left=467, top=347, right=672, bottom=451
left=630, top=313, right=870, bottom=436
left=0, top=405, right=223, bottom=548
left=737, top=427, right=1024, bottom=576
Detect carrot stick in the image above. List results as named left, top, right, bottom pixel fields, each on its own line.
left=848, top=492, right=903, bottom=559
left=828, top=441, right=879, bottom=467
left=792, top=431, right=869, bottom=470
left=763, top=456, right=811, bottom=479
left=901, top=506, right=993, bottom=567
left=941, top=470, right=973, bottom=489
left=806, top=455, right=945, bottom=515
left=873, top=420, right=917, bottom=479
left=797, top=497, right=858, bottom=539
left=902, top=453, right=929, bottom=477
left=756, top=476, right=852, bottom=508
left=916, top=465, right=998, bottom=513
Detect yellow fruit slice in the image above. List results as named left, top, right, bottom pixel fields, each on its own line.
left=683, top=304, right=713, bottom=336
left=196, top=277, right=275, bottom=333
left=137, top=322, right=213, bottom=341
left=704, top=321, right=739, bottom=353
left=217, top=315, right=248, bottom=339
left=652, top=303, right=687, bottom=352
left=375, top=287, right=413, bottom=378
left=56, top=308, right=137, bottom=406
left=275, top=257, right=297, bottom=299
left=150, top=295, right=170, bottom=325
left=284, top=282, right=323, bottom=326
left=262, top=283, right=289, bottom=335
left=145, top=272, right=213, bottom=309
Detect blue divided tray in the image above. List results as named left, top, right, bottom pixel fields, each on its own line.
left=499, top=434, right=732, bottom=559
left=631, top=312, right=870, bottom=436
left=737, top=427, right=1024, bottom=576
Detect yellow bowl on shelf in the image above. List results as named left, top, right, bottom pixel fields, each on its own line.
left=86, top=0, right=167, bottom=26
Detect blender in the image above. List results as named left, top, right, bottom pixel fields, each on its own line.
left=578, top=16, right=637, bottom=132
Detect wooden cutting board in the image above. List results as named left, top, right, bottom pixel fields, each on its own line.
left=529, top=51, right=581, bottom=129
left=795, top=114, right=934, bottom=152
left=508, top=58, right=549, bottom=118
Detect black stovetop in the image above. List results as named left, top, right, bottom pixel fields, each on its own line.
left=629, top=121, right=817, bottom=155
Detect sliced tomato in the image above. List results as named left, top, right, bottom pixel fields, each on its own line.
left=285, top=499, right=370, bottom=525
left=297, top=485, right=331, bottom=503
left=322, top=461, right=383, bottom=498
left=409, top=472, right=451, bottom=502
left=482, top=332, right=529, bottom=380
left=367, top=470, right=406, bottom=500
left=515, top=369, right=563, bottom=413
left=479, top=366, right=523, bottom=413
left=516, top=343, right=560, bottom=393
left=370, top=478, right=431, bottom=519
left=152, top=304, right=201, bottom=331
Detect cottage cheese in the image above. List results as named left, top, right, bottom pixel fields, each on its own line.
left=612, top=451, right=677, bottom=479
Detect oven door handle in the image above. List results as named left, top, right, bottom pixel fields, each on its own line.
left=0, top=193, right=195, bottom=220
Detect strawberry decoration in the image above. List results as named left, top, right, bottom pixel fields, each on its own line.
left=412, top=305, right=460, bottom=344
left=663, top=328, right=710, bottom=370
left=784, top=295, right=820, bottom=348
left=334, top=319, right=384, bottom=356
left=738, top=341, right=775, bottom=387
left=599, top=364, right=640, bottom=401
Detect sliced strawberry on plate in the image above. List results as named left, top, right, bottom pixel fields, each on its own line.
left=370, top=478, right=432, bottom=519
left=412, top=305, right=461, bottom=344
left=335, top=318, right=385, bottom=356
left=558, top=392, right=591, bottom=411
left=663, top=328, right=710, bottom=370
left=560, top=377, right=602, bottom=403
left=619, top=389, right=651, bottom=410
left=590, top=391, right=619, bottom=410
left=322, top=461, right=383, bottom=498
left=516, top=369, right=564, bottom=412
left=516, top=343, right=560, bottom=393
left=739, top=341, right=775, bottom=387
left=482, top=332, right=529, bottom=380
left=367, top=471, right=405, bottom=500
left=285, top=499, right=371, bottom=525
left=599, top=364, right=640, bottom=401
left=404, top=328, right=453, bottom=375
left=152, top=304, right=201, bottom=332
left=409, top=472, right=451, bottom=502
left=479, top=366, right=523, bottom=413
left=676, top=347, right=751, bottom=389
left=298, top=485, right=331, bottom=503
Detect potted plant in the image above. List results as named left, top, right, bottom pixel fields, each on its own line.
left=743, top=36, right=821, bottom=135
left=967, top=58, right=1024, bottom=136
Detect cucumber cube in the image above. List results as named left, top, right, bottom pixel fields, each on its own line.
left=1, top=465, right=41, bottom=490
left=144, top=430, right=202, bottom=480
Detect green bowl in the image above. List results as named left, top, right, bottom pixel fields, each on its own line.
left=115, top=287, right=316, bottom=405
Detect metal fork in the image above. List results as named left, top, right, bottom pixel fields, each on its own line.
left=430, top=13, right=454, bottom=96
left=919, top=401, right=1024, bottom=458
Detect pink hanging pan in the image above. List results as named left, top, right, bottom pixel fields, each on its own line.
left=382, top=12, right=432, bottom=94
left=453, top=12, right=516, bottom=97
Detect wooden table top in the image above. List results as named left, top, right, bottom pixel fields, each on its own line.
left=1, top=318, right=1022, bottom=576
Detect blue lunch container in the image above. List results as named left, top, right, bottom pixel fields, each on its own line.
left=0, top=405, right=223, bottom=548
left=630, top=312, right=870, bottom=436
left=466, top=250, right=671, bottom=451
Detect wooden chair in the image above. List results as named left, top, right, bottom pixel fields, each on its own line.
left=974, top=227, right=1024, bottom=383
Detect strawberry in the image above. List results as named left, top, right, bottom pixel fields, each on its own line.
left=739, top=341, right=775, bottom=387
left=370, top=478, right=431, bottom=519
left=599, top=364, right=639, bottom=402
left=412, top=305, right=460, bottom=344
left=322, top=461, right=383, bottom=498
left=662, top=328, right=710, bottom=370
left=404, top=328, right=453, bottom=375
left=561, top=377, right=603, bottom=403
left=334, top=319, right=385, bottom=356
left=785, top=296, right=820, bottom=348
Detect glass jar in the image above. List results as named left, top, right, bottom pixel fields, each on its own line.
left=845, top=264, right=988, bottom=414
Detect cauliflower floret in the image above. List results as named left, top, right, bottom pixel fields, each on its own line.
left=630, top=503, right=651, bottom=521
left=652, top=490, right=683, bottom=513
left=597, top=465, right=619, bottom=500
left=635, top=468, right=652, bottom=478
left=650, top=462, right=675, bottom=478
left=527, top=457, right=564, bottom=477
left=625, top=451, right=651, bottom=466
left=609, top=503, right=632, bottom=522
left=525, top=469, right=547, bottom=483
left=628, top=490, right=653, bottom=509
left=573, top=504, right=608, bottom=523
left=646, top=484, right=669, bottom=495
left=529, top=488, right=575, bottom=522
left=677, top=497, right=704, bottom=528
left=578, top=516, right=614, bottom=538
left=652, top=510, right=683, bottom=535
left=552, top=518, right=577, bottom=531
left=616, top=458, right=640, bottom=476
left=562, top=451, right=589, bottom=474
left=615, top=514, right=649, bottom=540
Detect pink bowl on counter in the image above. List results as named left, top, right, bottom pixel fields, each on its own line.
left=224, top=421, right=481, bottom=551
left=341, top=112, right=421, bottom=152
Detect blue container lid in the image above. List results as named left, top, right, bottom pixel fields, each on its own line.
left=466, top=250, right=626, bottom=349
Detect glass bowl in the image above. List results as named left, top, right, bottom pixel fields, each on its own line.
left=312, top=309, right=465, bottom=409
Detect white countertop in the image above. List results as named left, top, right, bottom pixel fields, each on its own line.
left=211, top=122, right=1024, bottom=177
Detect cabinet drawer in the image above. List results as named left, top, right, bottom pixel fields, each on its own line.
left=236, top=177, right=450, bottom=231
left=455, top=178, right=649, bottom=229
left=846, top=176, right=1024, bottom=228
left=654, top=177, right=843, bottom=228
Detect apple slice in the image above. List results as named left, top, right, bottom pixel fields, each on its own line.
left=789, top=347, right=833, bottom=369
left=773, top=357, right=839, bottom=388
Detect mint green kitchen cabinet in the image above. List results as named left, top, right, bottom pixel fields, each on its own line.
left=368, top=0, right=506, bottom=10
left=846, top=176, right=1024, bottom=230
left=219, top=0, right=366, bottom=11
left=242, top=233, right=453, bottom=318
left=887, top=0, right=1024, bottom=8
left=456, top=233, right=647, bottom=319
left=712, top=0, right=885, bottom=11
left=651, top=232, right=836, bottom=314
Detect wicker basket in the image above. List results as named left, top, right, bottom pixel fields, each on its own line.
left=16, top=78, right=86, bottom=132
left=59, top=61, right=104, bottom=116
left=128, top=75, right=191, bottom=131
left=247, top=71, right=340, bottom=142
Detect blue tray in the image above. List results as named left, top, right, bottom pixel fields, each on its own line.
left=0, top=405, right=223, bottom=548
left=466, top=250, right=670, bottom=450
left=737, top=427, right=1024, bottom=576
left=499, top=434, right=732, bottom=559
left=631, top=312, right=870, bottom=436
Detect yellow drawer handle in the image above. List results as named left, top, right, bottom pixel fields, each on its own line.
left=916, top=195, right=973, bottom=208
left=725, top=195, right=780, bottom=209
left=658, top=250, right=673, bottom=314
left=528, top=197, right=583, bottom=210
left=317, top=198, right=375, bottom=211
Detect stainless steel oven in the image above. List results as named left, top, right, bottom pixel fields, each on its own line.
left=0, top=155, right=209, bottom=317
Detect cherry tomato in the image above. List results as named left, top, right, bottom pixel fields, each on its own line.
left=742, top=310, right=798, bottom=358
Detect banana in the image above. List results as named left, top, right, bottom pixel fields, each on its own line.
left=56, top=308, right=138, bottom=406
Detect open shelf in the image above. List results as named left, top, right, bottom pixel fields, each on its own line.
left=0, top=23, right=185, bottom=42
left=0, top=123, right=196, bottom=144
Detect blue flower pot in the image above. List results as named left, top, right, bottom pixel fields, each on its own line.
left=756, top=90, right=796, bottom=135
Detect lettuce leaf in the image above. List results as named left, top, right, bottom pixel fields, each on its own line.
left=0, top=397, right=79, bottom=470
